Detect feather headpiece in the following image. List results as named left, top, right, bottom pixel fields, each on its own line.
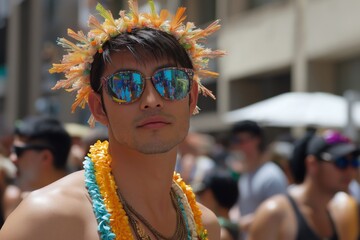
left=49, top=0, right=225, bottom=126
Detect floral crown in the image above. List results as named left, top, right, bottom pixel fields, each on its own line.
left=49, top=0, right=225, bottom=126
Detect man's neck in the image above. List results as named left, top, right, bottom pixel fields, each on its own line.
left=215, top=207, right=230, bottom=220
left=108, top=142, right=179, bottom=236
left=109, top=142, right=178, bottom=218
left=244, top=152, right=264, bottom=172
left=297, top=180, right=334, bottom=211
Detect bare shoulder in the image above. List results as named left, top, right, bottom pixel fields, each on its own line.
left=3, top=184, right=22, bottom=218
left=0, top=171, right=97, bottom=240
left=330, top=192, right=359, bottom=240
left=256, top=194, right=289, bottom=217
left=248, top=194, right=291, bottom=240
left=330, top=191, right=357, bottom=212
left=198, top=202, right=221, bottom=240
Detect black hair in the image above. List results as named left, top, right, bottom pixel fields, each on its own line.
left=203, top=170, right=239, bottom=209
left=231, top=120, right=265, bottom=151
left=289, top=128, right=316, bottom=184
left=14, top=116, right=71, bottom=170
left=90, top=28, right=194, bottom=94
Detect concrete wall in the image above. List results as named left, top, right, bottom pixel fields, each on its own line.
left=190, top=0, right=360, bottom=132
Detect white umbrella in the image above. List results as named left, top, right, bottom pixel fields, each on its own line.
left=223, top=92, right=360, bottom=128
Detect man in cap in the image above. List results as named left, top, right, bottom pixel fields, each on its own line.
left=249, top=130, right=360, bottom=240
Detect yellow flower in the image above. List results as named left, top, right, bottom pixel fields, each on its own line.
left=90, top=141, right=134, bottom=240
left=89, top=141, right=207, bottom=240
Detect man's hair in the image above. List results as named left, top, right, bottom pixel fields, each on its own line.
left=289, top=131, right=314, bottom=184
left=14, top=116, right=71, bottom=170
left=202, top=170, right=239, bottom=209
left=90, top=28, right=194, bottom=94
left=231, top=120, right=265, bottom=151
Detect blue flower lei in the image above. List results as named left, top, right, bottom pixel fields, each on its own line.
left=84, top=156, right=116, bottom=240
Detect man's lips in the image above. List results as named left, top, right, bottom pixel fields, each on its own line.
left=137, top=116, right=171, bottom=128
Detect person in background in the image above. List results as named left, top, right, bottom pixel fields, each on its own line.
left=2, top=116, right=71, bottom=218
left=0, top=154, right=16, bottom=227
left=230, top=120, right=288, bottom=237
left=249, top=130, right=360, bottom=240
left=65, top=123, right=108, bottom=172
left=177, top=132, right=216, bottom=186
left=195, top=169, right=240, bottom=240
left=349, top=175, right=360, bottom=204
left=65, top=123, right=91, bottom=172
left=268, top=140, right=295, bottom=185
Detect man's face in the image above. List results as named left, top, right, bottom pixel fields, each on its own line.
left=316, top=154, right=357, bottom=194
left=92, top=51, right=198, bottom=154
left=10, top=137, right=45, bottom=191
left=231, top=132, right=260, bottom=158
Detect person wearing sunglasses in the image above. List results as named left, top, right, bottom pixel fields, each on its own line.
left=248, top=129, right=360, bottom=240
left=2, top=116, right=72, bottom=220
left=0, top=1, right=225, bottom=240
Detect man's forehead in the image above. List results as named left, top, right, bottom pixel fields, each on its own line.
left=236, top=132, right=255, bottom=138
left=103, top=51, right=177, bottom=76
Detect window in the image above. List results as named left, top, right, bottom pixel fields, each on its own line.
left=180, top=0, right=216, bottom=25
left=229, top=70, right=290, bottom=110
left=248, top=0, right=287, bottom=9
left=337, top=57, right=360, bottom=96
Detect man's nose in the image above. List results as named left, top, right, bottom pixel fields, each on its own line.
left=139, top=79, right=164, bottom=110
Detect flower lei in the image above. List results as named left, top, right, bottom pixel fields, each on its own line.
left=84, top=140, right=208, bottom=240
left=49, top=0, right=225, bottom=127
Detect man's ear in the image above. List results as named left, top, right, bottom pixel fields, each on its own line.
left=306, top=155, right=319, bottom=176
left=88, top=91, right=109, bottom=126
left=189, top=82, right=199, bottom=115
left=41, top=149, right=54, bottom=167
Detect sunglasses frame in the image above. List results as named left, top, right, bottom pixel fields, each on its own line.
left=101, top=67, right=194, bottom=104
left=319, top=153, right=360, bottom=170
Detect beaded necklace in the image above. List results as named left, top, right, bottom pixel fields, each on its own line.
left=83, top=140, right=208, bottom=240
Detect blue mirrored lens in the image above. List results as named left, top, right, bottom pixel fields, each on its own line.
left=334, top=157, right=360, bottom=169
left=153, top=69, right=190, bottom=100
left=334, top=158, right=348, bottom=169
left=107, top=72, right=143, bottom=103
left=352, top=158, right=360, bottom=168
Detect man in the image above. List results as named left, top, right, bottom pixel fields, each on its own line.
left=249, top=130, right=360, bottom=240
left=10, top=116, right=71, bottom=191
left=0, top=154, right=16, bottom=226
left=0, top=1, right=224, bottom=239
left=230, top=120, right=287, bottom=236
left=2, top=116, right=71, bottom=220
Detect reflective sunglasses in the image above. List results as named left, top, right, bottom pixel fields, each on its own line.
left=102, top=67, right=194, bottom=104
left=12, top=144, right=52, bottom=157
left=319, top=154, right=360, bottom=170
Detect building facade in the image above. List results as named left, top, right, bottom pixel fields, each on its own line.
left=2, top=0, right=360, bottom=135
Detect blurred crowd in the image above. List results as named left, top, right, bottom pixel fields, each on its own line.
left=0, top=116, right=359, bottom=240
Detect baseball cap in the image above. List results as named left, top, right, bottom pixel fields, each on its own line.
left=307, top=130, right=359, bottom=161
